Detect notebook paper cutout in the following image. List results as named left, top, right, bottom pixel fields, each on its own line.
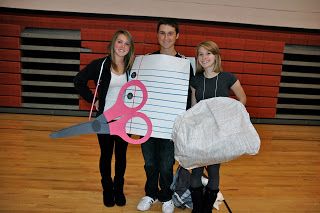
left=124, top=54, right=191, bottom=139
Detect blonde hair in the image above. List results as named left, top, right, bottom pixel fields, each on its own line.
left=195, top=40, right=223, bottom=74
left=108, top=29, right=135, bottom=73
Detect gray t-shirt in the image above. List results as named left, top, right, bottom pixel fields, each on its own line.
left=190, top=72, right=237, bottom=103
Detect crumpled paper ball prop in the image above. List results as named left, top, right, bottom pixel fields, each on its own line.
left=172, top=97, right=260, bottom=169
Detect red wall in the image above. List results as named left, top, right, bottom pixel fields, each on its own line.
left=0, top=10, right=319, bottom=118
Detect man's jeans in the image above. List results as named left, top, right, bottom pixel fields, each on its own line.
left=141, top=137, right=175, bottom=202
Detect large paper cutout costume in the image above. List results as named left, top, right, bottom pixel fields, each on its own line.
left=51, top=54, right=192, bottom=142
left=50, top=80, right=152, bottom=144
left=172, top=97, right=260, bottom=169
left=127, top=54, right=191, bottom=139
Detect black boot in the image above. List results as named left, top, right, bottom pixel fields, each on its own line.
left=190, top=186, right=204, bottom=213
left=101, top=177, right=115, bottom=207
left=203, top=187, right=219, bottom=213
left=114, top=176, right=126, bottom=206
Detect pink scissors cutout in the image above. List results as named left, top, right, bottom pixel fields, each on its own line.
left=50, top=80, right=152, bottom=144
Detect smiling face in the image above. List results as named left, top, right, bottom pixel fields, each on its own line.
left=197, top=46, right=216, bottom=72
left=113, top=33, right=131, bottom=58
left=157, top=24, right=179, bottom=51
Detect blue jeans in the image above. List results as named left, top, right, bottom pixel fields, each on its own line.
left=141, top=137, right=175, bottom=202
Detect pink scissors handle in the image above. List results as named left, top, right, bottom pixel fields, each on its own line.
left=104, top=80, right=147, bottom=121
left=108, top=112, right=152, bottom=144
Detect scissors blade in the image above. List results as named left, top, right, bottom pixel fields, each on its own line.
left=50, top=115, right=110, bottom=138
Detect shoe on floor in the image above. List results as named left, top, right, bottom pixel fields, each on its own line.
left=137, top=196, right=158, bottom=211
left=115, top=191, right=126, bottom=206
left=162, top=199, right=174, bottom=213
left=103, top=191, right=115, bottom=207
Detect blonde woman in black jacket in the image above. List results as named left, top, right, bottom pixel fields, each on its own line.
left=74, top=29, right=135, bottom=207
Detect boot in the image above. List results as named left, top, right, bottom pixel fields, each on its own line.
left=101, top=177, right=115, bottom=207
left=203, top=187, right=219, bottom=213
left=190, top=186, right=204, bottom=213
left=114, top=176, right=126, bottom=206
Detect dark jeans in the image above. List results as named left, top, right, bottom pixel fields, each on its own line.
left=141, top=137, right=175, bottom=202
left=190, top=164, right=220, bottom=190
left=97, top=134, right=128, bottom=187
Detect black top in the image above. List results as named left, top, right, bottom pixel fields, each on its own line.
left=190, top=72, right=237, bottom=103
left=73, top=56, right=129, bottom=116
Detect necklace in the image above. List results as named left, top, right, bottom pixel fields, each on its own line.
left=202, top=73, right=219, bottom=100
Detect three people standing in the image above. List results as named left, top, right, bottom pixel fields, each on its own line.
left=73, top=19, right=246, bottom=213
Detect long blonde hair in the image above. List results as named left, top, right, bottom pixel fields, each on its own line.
left=108, top=29, right=135, bottom=73
left=195, top=40, right=223, bottom=74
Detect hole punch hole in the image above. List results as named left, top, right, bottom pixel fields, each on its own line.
left=127, top=93, right=133, bottom=99
left=124, top=85, right=144, bottom=108
left=131, top=72, right=137, bottom=78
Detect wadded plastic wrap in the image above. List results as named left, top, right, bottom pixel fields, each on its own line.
left=172, top=97, right=260, bottom=169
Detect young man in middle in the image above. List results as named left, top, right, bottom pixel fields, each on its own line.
left=137, top=18, right=193, bottom=213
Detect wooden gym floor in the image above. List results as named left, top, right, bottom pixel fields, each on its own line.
left=0, top=113, right=319, bottom=212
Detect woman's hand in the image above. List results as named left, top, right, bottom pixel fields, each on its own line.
left=94, top=100, right=99, bottom=111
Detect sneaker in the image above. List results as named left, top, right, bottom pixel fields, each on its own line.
left=137, top=196, right=158, bottom=211
left=162, top=199, right=174, bottom=213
